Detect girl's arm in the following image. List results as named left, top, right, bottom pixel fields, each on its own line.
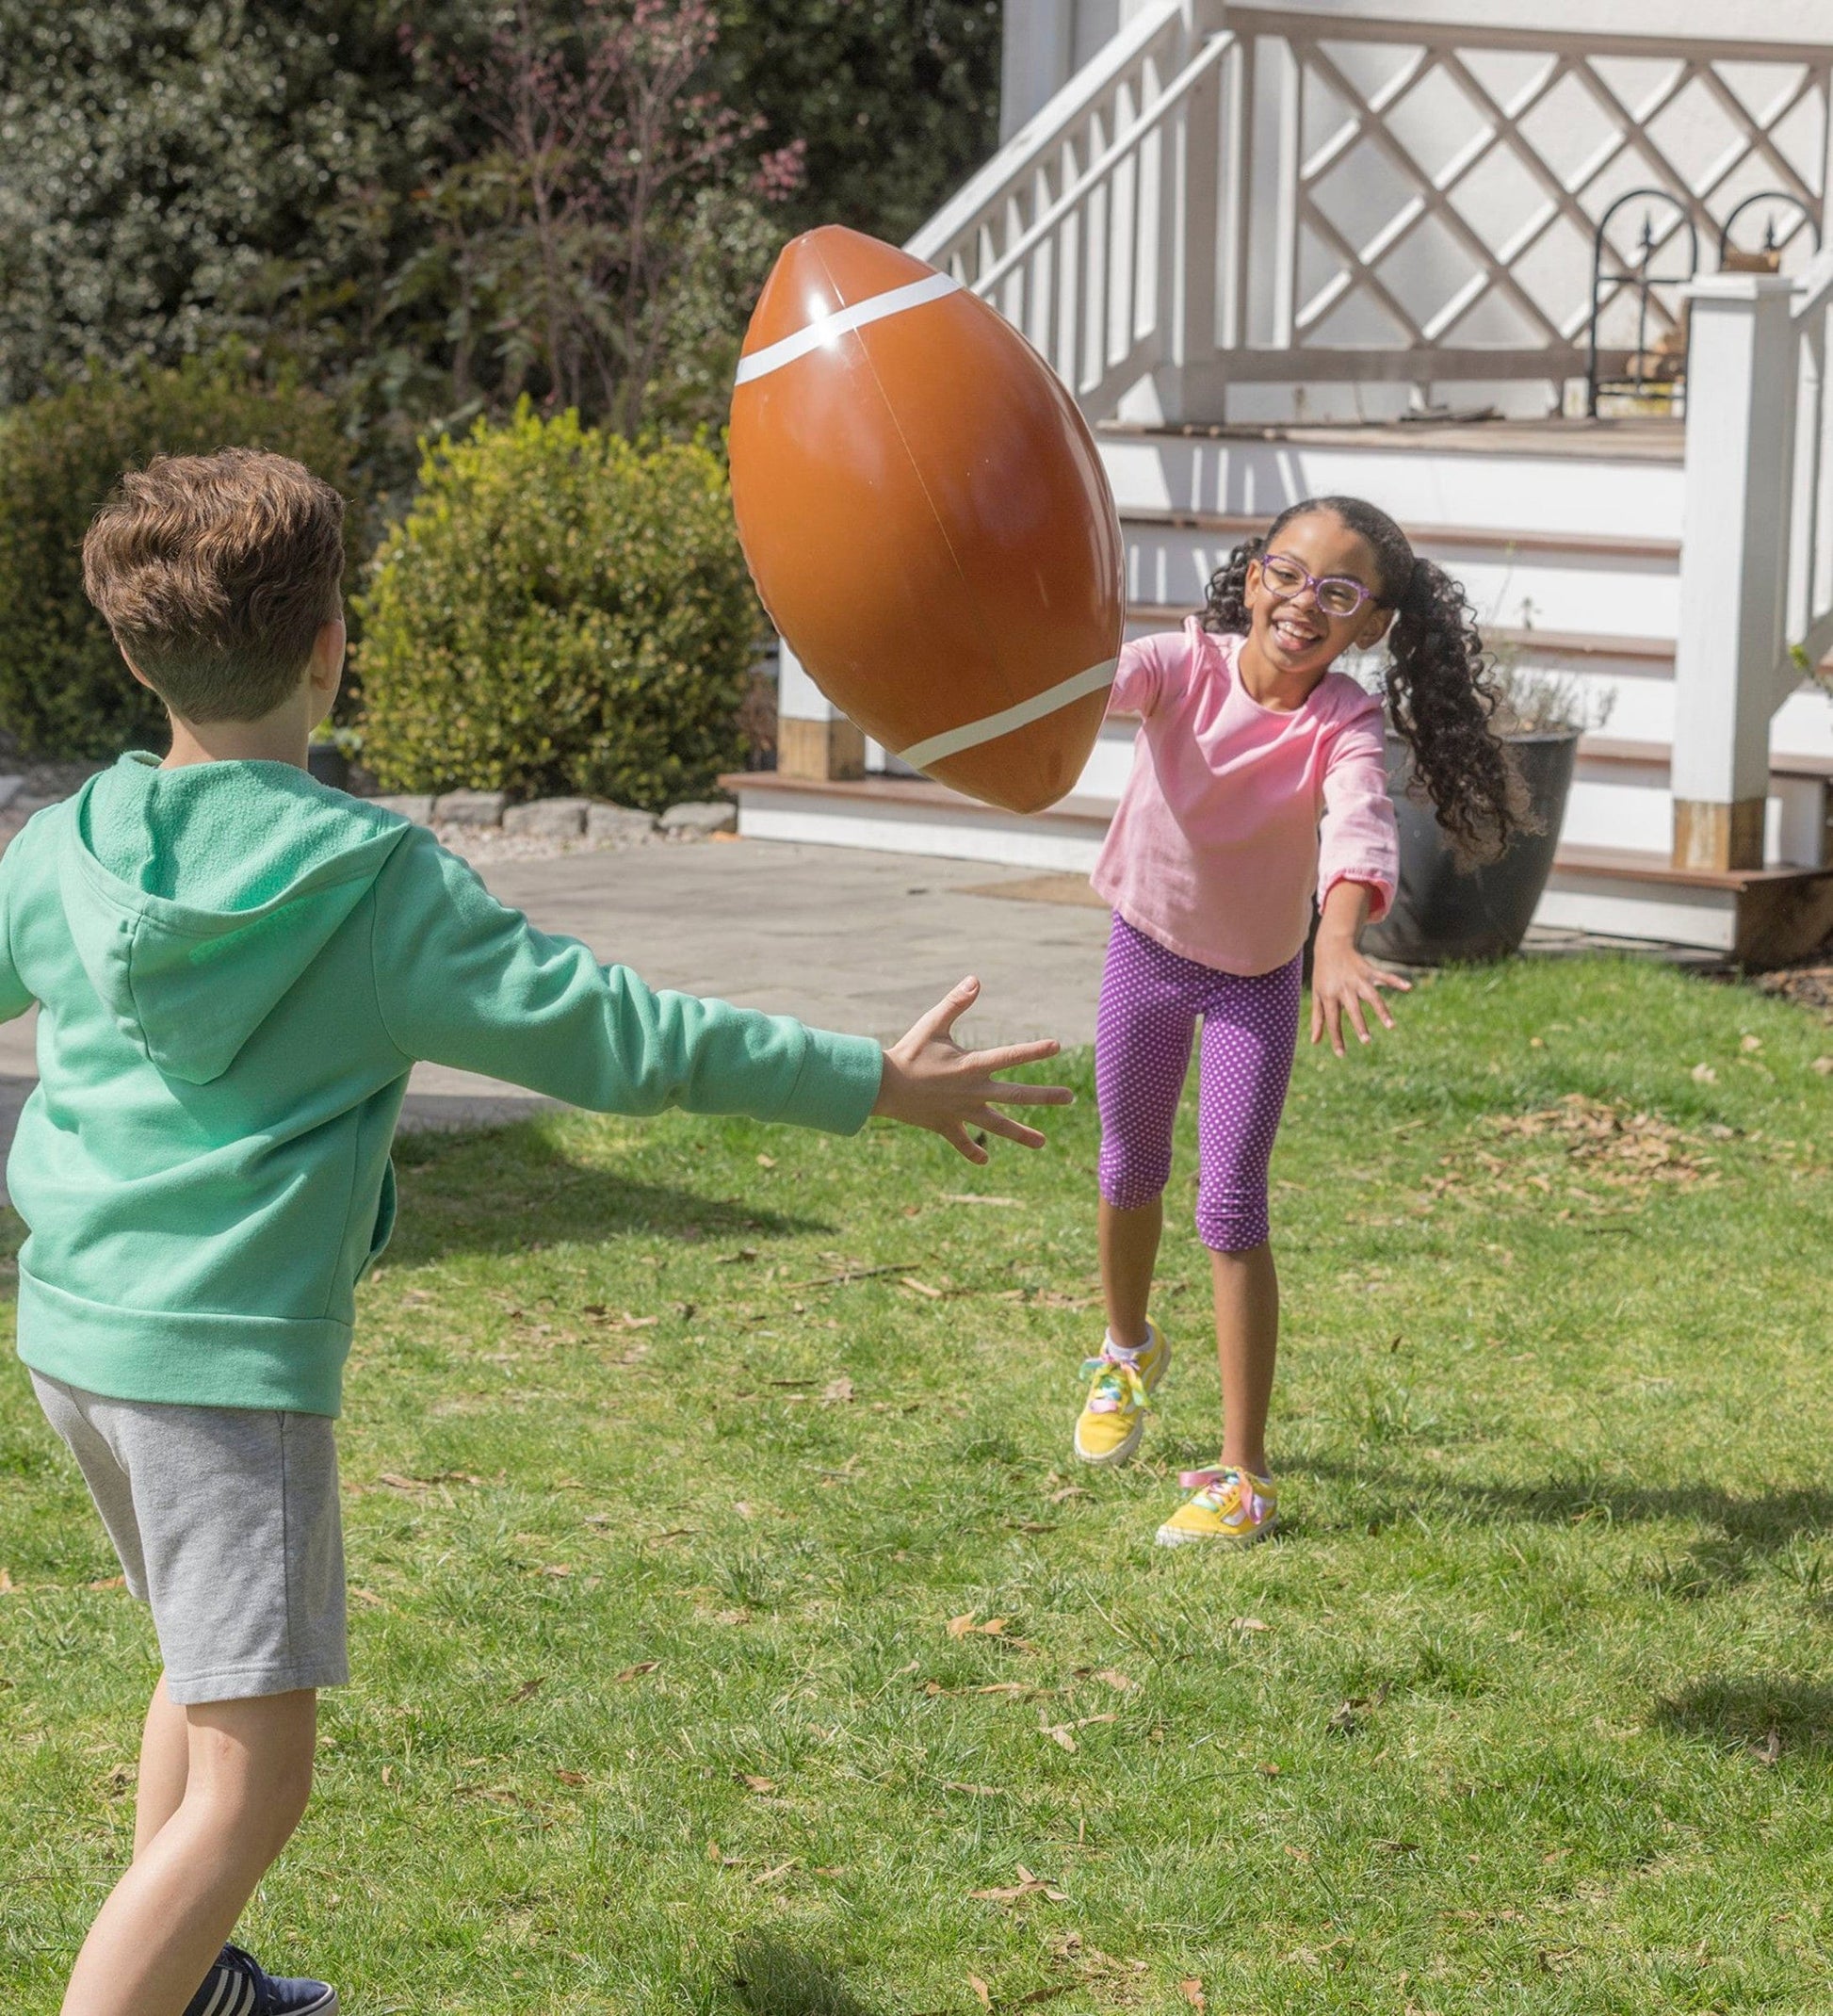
left=1310, top=880, right=1410, bottom=1055
left=1106, top=632, right=1185, bottom=718
left=1312, top=704, right=1408, bottom=1055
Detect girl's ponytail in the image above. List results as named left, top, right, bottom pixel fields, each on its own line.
left=1385, top=552, right=1530, bottom=863
left=1201, top=496, right=1530, bottom=863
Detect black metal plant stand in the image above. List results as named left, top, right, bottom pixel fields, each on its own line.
left=1584, top=189, right=1697, bottom=417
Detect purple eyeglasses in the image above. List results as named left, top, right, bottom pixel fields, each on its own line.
left=1257, top=551, right=1381, bottom=620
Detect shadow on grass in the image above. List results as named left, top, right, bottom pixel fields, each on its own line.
left=1290, top=1455, right=1833, bottom=1589
left=385, top=1123, right=834, bottom=1260
left=1653, top=1676, right=1833, bottom=1754
left=726, top=1936, right=887, bottom=2016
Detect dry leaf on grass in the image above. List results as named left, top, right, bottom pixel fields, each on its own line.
left=1752, top=1727, right=1782, bottom=1765
left=1040, top=1711, right=1117, bottom=1752
left=947, top=1613, right=1011, bottom=1638
left=968, top=1975, right=993, bottom=2010
left=751, top=1859, right=795, bottom=1886
left=738, top=1772, right=775, bottom=1794
left=1814, top=1057, right=1833, bottom=1076
left=612, top=1661, right=658, bottom=1683
left=756, top=1154, right=777, bottom=1169
left=0, top=1569, right=13, bottom=1594
left=554, top=1769, right=588, bottom=1786
left=969, top=1864, right=1069, bottom=1906
left=1423, top=1092, right=1723, bottom=1213
left=939, top=1193, right=1020, bottom=1207
left=504, top=1678, right=543, bottom=1705
left=1180, top=1982, right=1207, bottom=2011
left=1091, top=1667, right=1138, bottom=1692
left=900, top=1276, right=945, bottom=1299
left=1231, top=1616, right=1269, bottom=1633
left=821, top=1376, right=855, bottom=1405
left=944, top=1780, right=1006, bottom=1797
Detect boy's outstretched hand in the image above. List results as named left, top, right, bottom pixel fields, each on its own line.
left=873, top=976, right=1073, bottom=1164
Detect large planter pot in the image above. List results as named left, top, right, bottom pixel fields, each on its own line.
left=1363, top=728, right=1579, bottom=965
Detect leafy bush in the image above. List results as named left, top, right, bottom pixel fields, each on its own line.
left=0, top=358, right=359, bottom=757
left=354, top=406, right=758, bottom=808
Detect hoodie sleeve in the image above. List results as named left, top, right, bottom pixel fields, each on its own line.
left=368, top=829, right=884, bottom=1134
left=0, top=833, right=37, bottom=1023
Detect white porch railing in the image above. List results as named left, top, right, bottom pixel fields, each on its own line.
left=909, top=0, right=1833, bottom=423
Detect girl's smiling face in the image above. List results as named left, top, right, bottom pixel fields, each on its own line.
left=1241, top=509, right=1393, bottom=691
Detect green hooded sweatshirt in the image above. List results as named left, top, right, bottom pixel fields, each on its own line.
left=0, top=755, right=884, bottom=1416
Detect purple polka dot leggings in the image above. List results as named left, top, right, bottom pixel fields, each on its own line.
left=1095, top=914, right=1302, bottom=1252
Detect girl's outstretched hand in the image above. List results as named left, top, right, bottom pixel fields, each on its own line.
left=1310, top=934, right=1410, bottom=1056
left=873, top=977, right=1074, bottom=1163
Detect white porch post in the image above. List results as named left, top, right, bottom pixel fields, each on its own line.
left=1671, top=274, right=1797, bottom=872
left=774, top=641, right=865, bottom=782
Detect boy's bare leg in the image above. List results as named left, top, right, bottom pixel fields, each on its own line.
left=63, top=1688, right=316, bottom=2016
left=134, top=1676, right=189, bottom=1858
left=1099, top=1195, right=1162, bottom=1349
left=1213, top=1242, right=1279, bottom=1477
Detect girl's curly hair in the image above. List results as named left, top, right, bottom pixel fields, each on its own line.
left=1203, top=496, right=1532, bottom=862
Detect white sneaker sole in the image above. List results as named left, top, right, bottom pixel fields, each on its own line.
left=1071, top=1339, right=1171, bottom=1467
left=1155, top=1511, right=1280, bottom=1549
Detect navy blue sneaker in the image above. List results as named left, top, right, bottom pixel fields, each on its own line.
left=183, top=1943, right=337, bottom=2016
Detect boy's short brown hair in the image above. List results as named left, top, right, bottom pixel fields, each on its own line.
left=82, top=447, right=347, bottom=723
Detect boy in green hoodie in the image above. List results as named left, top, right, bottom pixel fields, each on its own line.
left=15, top=447, right=1068, bottom=2016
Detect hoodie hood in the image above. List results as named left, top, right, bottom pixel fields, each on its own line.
left=59, top=754, right=412, bottom=1085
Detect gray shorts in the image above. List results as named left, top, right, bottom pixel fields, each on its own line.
left=32, top=1372, right=349, bottom=1705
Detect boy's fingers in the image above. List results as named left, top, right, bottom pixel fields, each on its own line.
left=1326, top=1000, right=1346, bottom=1057
left=973, top=1108, right=1046, bottom=1150
left=1366, top=984, right=1396, bottom=1030
left=913, top=977, right=981, bottom=1047
left=966, top=1038, right=1061, bottom=1074
left=980, top=1080, right=1073, bottom=1107
left=1373, top=968, right=1412, bottom=992
left=945, top=1123, right=991, bottom=1165
left=1346, top=996, right=1371, bottom=1045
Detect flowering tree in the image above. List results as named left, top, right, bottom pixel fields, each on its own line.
left=422, top=0, right=803, bottom=434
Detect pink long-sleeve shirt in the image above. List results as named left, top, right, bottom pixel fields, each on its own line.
left=1090, top=620, right=1400, bottom=976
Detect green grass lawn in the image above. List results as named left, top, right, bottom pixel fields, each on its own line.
left=4, top=955, right=1833, bottom=2015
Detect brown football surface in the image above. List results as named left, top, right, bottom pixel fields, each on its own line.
left=730, top=227, right=1124, bottom=815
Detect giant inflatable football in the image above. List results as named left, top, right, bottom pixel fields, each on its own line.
left=729, top=227, right=1125, bottom=815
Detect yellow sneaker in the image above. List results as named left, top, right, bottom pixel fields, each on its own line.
left=1156, top=1466, right=1279, bottom=1548
left=1072, top=1325, right=1171, bottom=1467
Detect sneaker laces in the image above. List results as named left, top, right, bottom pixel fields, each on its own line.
left=1178, top=1466, right=1272, bottom=1518
left=1079, top=1342, right=1150, bottom=1416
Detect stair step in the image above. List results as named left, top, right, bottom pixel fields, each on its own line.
left=1124, top=608, right=1679, bottom=661
left=1541, top=848, right=1833, bottom=965
left=1098, top=415, right=1687, bottom=463
left=730, top=774, right=1833, bottom=963
left=1120, top=507, right=1679, bottom=563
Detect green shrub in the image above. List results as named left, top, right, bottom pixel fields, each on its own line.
left=0, top=358, right=359, bottom=757
left=354, top=407, right=758, bottom=809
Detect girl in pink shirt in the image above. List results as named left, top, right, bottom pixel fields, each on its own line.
left=1072, top=496, right=1527, bottom=1547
